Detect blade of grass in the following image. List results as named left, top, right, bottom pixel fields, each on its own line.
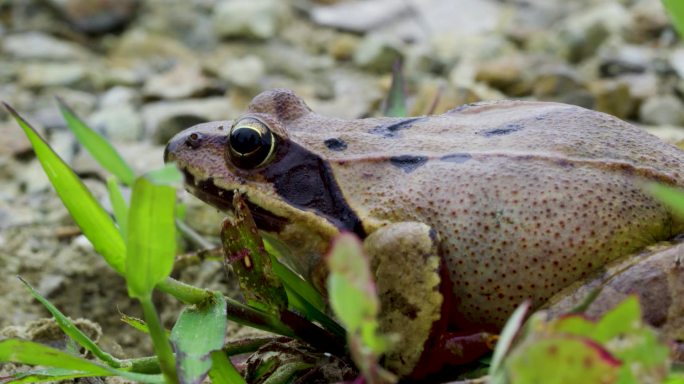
left=107, top=176, right=129, bottom=238
left=18, top=276, right=125, bottom=368
left=648, top=183, right=684, bottom=219
left=663, top=0, right=684, bottom=39
left=3, top=103, right=126, bottom=275
left=208, top=351, right=246, bottom=384
left=489, top=301, right=530, bottom=378
left=56, top=98, right=135, bottom=186
left=384, top=59, right=407, bottom=117
left=4, top=367, right=100, bottom=383
left=0, top=339, right=164, bottom=383
left=263, top=234, right=325, bottom=312
left=170, top=293, right=227, bottom=384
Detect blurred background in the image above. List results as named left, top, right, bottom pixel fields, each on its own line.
left=0, top=0, right=680, bottom=362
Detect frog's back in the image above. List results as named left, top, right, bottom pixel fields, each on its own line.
left=316, top=100, right=684, bottom=329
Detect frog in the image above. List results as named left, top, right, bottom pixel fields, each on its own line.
left=164, top=88, right=684, bottom=378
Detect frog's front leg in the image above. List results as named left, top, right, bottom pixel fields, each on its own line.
left=364, top=222, right=493, bottom=378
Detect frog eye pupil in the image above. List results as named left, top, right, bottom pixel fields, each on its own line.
left=230, top=128, right=262, bottom=155
left=227, top=118, right=276, bottom=169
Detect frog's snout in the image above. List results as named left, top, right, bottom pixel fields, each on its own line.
left=164, top=130, right=205, bottom=164
left=163, top=141, right=175, bottom=163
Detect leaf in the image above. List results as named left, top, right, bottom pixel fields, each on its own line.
left=663, top=0, right=684, bottom=40
left=327, top=234, right=378, bottom=335
left=170, top=293, right=227, bottom=384
left=107, top=176, right=129, bottom=238
left=384, top=60, right=407, bottom=117
left=326, top=233, right=394, bottom=383
left=119, top=312, right=150, bottom=334
left=505, top=337, right=620, bottom=383
left=0, top=339, right=164, bottom=383
left=57, top=97, right=135, bottom=186
left=3, top=103, right=126, bottom=275
left=125, top=175, right=177, bottom=299
left=220, top=193, right=287, bottom=312
left=18, top=277, right=123, bottom=368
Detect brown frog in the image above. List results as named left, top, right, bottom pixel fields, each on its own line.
left=164, top=89, right=684, bottom=378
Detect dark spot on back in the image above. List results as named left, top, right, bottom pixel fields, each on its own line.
left=390, top=155, right=428, bottom=173
left=324, top=138, right=347, bottom=151
left=370, top=117, right=424, bottom=138
left=479, top=123, right=523, bottom=137
left=441, top=153, right=472, bottom=163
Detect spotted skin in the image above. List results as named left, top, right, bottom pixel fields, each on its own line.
left=165, top=89, right=684, bottom=375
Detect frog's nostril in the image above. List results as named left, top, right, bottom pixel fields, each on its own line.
left=186, top=132, right=203, bottom=149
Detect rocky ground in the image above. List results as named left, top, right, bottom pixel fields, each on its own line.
left=0, top=0, right=682, bottom=379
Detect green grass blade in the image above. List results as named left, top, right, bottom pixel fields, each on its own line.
left=170, top=293, right=227, bottom=384
left=0, top=339, right=164, bottom=383
left=663, top=0, right=684, bottom=39
left=648, top=183, right=684, bottom=219
left=107, top=176, right=129, bottom=239
left=126, top=176, right=176, bottom=299
left=263, top=235, right=325, bottom=312
left=489, top=301, right=530, bottom=378
left=18, top=276, right=124, bottom=368
left=3, top=103, right=126, bottom=275
left=4, top=367, right=103, bottom=383
left=56, top=98, right=135, bottom=186
left=384, top=60, right=407, bottom=117
left=208, top=351, right=246, bottom=384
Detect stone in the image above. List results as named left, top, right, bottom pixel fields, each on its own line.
left=559, top=3, right=630, bottom=63
left=142, top=98, right=235, bottom=144
left=88, top=104, right=143, bottom=142
left=626, top=0, right=671, bottom=43
left=100, top=86, right=140, bottom=107
left=598, top=42, right=654, bottom=77
left=215, top=55, right=265, bottom=89
left=590, top=79, right=635, bottom=120
left=2, top=32, right=91, bottom=60
left=353, top=35, right=403, bottom=73
left=143, top=64, right=214, bottom=99
left=45, top=0, right=140, bottom=34
left=311, top=0, right=409, bottom=32
left=639, top=95, right=684, bottom=126
left=0, top=120, right=33, bottom=159
left=18, top=63, right=89, bottom=89
left=532, top=66, right=594, bottom=108
left=213, top=0, right=288, bottom=40
left=327, top=34, right=359, bottom=61
left=670, top=48, right=684, bottom=80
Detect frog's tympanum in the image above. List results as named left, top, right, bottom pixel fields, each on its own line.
left=165, top=89, right=684, bottom=378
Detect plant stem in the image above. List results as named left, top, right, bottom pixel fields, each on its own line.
left=124, top=356, right=161, bottom=374
left=140, top=295, right=178, bottom=384
left=157, top=277, right=296, bottom=337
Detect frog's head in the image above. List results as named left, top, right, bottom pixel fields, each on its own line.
left=164, top=89, right=364, bottom=281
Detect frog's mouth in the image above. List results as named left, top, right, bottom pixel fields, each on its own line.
left=181, top=170, right=290, bottom=233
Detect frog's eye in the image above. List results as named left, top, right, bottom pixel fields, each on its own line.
left=227, top=117, right=276, bottom=169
